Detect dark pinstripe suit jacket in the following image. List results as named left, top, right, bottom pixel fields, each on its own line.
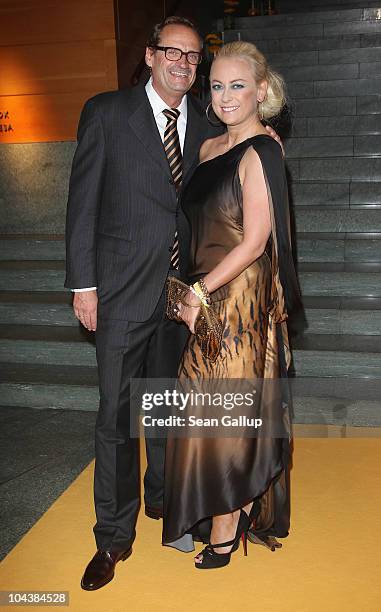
left=65, top=84, right=220, bottom=322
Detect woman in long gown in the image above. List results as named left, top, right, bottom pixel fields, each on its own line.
left=162, top=41, right=302, bottom=569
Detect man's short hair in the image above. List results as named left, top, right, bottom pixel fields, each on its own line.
left=147, top=16, right=203, bottom=48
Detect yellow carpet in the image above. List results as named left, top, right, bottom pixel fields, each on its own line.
left=1, top=431, right=381, bottom=611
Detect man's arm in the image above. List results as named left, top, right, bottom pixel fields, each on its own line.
left=65, top=97, right=106, bottom=331
left=265, top=124, right=285, bottom=156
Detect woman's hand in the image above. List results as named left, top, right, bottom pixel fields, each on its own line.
left=177, top=290, right=201, bottom=333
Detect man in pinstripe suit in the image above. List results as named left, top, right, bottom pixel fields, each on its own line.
left=65, top=16, right=219, bottom=590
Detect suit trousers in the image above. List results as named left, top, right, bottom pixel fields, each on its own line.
left=93, top=275, right=188, bottom=551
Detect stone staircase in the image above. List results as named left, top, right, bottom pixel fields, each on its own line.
left=0, top=236, right=98, bottom=410
left=1, top=3, right=381, bottom=426
left=222, top=4, right=381, bottom=424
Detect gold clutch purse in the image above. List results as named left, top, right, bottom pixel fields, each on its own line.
left=166, top=276, right=223, bottom=363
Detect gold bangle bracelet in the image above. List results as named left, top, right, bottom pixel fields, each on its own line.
left=191, top=283, right=209, bottom=307
left=199, top=277, right=211, bottom=303
left=192, top=281, right=211, bottom=306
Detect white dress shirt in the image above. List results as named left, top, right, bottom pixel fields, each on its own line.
left=145, top=77, right=187, bottom=152
left=72, top=78, right=188, bottom=292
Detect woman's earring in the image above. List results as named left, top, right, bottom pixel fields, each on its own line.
left=206, top=102, right=223, bottom=127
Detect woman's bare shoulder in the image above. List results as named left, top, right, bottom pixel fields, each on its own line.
left=199, top=135, right=227, bottom=163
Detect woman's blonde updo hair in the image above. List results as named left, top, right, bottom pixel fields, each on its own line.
left=214, top=41, right=286, bottom=120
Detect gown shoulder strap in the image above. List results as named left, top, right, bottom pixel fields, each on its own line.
left=249, top=136, right=302, bottom=316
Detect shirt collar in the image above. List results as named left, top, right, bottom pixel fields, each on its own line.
left=145, top=77, right=188, bottom=121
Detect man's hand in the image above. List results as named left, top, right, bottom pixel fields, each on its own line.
left=73, top=290, right=98, bottom=331
left=265, top=124, right=285, bottom=157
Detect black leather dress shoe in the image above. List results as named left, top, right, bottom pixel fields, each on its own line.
left=81, top=548, right=132, bottom=591
left=145, top=506, right=163, bottom=520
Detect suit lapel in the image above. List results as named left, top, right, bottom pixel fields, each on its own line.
left=127, top=86, right=171, bottom=178
left=182, top=94, right=206, bottom=183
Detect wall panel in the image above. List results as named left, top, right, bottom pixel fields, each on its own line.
left=0, top=0, right=115, bottom=46
left=0, top=92, right=100, bottom=143
left=0, top=0, right=117, bottom=143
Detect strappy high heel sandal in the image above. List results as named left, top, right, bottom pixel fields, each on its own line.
left=194, top=509, right=251, bottom=570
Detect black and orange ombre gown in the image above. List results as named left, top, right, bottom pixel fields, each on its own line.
left=162, top=135, right=301, bottom=549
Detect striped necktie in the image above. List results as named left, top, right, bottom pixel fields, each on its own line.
left=163, top=108, right=182, bottom=270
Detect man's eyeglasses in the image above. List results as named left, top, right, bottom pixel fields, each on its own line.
left=151, top=45, right=202, bottom=65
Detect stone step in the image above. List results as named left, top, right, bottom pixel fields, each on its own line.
left=1, top=321, right=379, bottom=356
left=299, top=262, right=381, bottom=272
left=0, top=236, right=65, bottom=261
left=0, top=324, right=90, bottom=342
left=297, top=233, right=381, bottom=262
left=292, top=349, right=381, bottom=378
left=285, top=135, right=381, bottom=158
left=313, top=77, right=381, bottom=98
left=0, top=263, right=66, bottom=292
left=293, top=333, right=381, bottom=352
left=276, top=0, right=381, bottom=10
left=287, top=77, right=381, bottom=101
left=223, top=8, right=368, bottom=28
left=1, top=383, right=379, bottom=425
left=3, top=209, right=380, bottom=261
left=0, top=265, right=380, bottom=297
left=285, top=136, right=354, bottom=159
left=0, top=290, right=70, bottom=304
left=0, top=382, right=99, bottom=411
left=1, top=222, right=375, bottom=270
left=290, top=95, right=380, bottom=116
left=291, top=181, right=381, bottom=207
left=266, top=45, right=381, bottom=68
left=1, top=300, right=379, bottom=336
left=290, top=115, right=381, bottom=139
left=0, top=337, right=379, bottom=378
left=2, top=290, right=379, bottom=315
left=0, top=339, right=97, bottom=367
left=291, top=396, right=381, bottom=427
left=300, top=271, right=381, bottom=297
left=302, top=295, right=381, bottom=309
left=293, top=208, right=381, bottom=233
left=278, top=61, right=381, bottom=84
left=0, top=235, right=375, bottom=282
left=220, top=11, right=381, bottom=40
left=281, top=63, right=360, bottom=83
left=0, top=293, right=379, bottom=335
left=224, top=31, right=381, bottom=54
left=302, top=308, right=381, bottom=335
left=0, top=362, right=98, bottom=413
left=1, top=367, right=380, bottom=425
left=287, top=157, right=381, bottom=182
left=0, top=302, right=76, bottom=326
left=290, top=369, right=381, bottom=401
left=0, top=363, right=98, bottom=386
left=1, top=315, right=379, bottom=347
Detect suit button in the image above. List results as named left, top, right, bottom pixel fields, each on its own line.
left=168, top=246, right=173, bottom=252
left=169, top=178, right=175, bottom=185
